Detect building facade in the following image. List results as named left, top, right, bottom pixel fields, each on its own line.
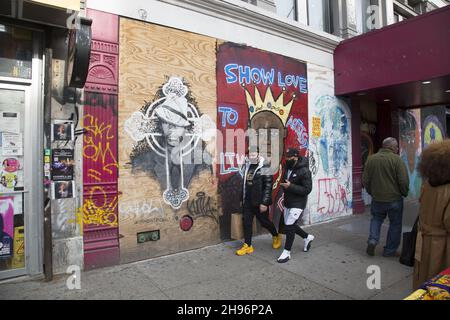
left=0, top=0, right=448, bottom=280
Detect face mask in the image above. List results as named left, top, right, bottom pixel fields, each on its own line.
left=286, top=159, right=296, bottom=169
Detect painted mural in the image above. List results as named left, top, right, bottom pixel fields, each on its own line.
left=399, top=109, right=422, bottom=199
left=307, top=64, right=352, bottom=224
left=118, top=19, right=220, bottom=263
left=421, top=106, right=447, bottom=150
left=216, top=42, right=309, bottom=239
left=124, top=77, right=215, bottom=210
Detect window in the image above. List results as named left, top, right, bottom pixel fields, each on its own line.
left=241, top=0, right=298, bottom=22
left=274, top=0, right=297, bottom=21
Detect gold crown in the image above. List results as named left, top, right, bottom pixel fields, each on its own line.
left=243, top=84, right=295, bottom=126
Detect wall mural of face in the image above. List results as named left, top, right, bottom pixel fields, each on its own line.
left=124, top=77, right=215, bottom=210
left=250, top=111, right=286, bottom=166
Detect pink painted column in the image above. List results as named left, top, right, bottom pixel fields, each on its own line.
left=82, top=9, right=120, bottom=270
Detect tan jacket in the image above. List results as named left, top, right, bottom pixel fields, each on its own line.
left=413, top=182, right=450, bottom=289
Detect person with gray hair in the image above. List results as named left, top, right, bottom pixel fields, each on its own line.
left=363, top=137, right=409, bottom=257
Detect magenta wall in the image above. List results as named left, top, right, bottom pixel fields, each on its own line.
left=335, top=6, right=450, bottom=95
left=82, top=9, right=120, bottom=270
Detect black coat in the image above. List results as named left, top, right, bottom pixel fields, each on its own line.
left=283, top=156, right=312, bottom=210
left=242, top=160, right=274, bottom=207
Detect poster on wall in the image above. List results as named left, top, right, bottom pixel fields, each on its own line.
left=0, top=196, right=14, bottom=258
left=52, top=181, right=75, bottom=200
left=1, top=132, right=23, bottom=156
left=0, top=111, right=21, bottom=134
left=51, top=149, right=74, bottom=181
left=51, top=120, right=74, bottom=142
left=0, top=157, right=23, bottom=192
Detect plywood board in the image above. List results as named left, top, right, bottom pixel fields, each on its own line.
left=118, top=18, right=220, bottom=263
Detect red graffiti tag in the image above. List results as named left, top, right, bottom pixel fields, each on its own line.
left=317, top=178, right=349, bottom=215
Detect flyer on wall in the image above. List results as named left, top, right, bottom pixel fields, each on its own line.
left=51, top=149, right=74, bottom=181
left=1, top=132, right=23, bottom=156
left=0, top=196, right=14, bottom=258
left=0, top=157, right=23, bottom=192
left=52, top=181, right=76, bottom=200
left=51, top=120, right=74, bottom=142
left=0, top=111, right=21, bottom=134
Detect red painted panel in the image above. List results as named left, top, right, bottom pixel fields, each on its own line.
left=216, top=42, right=309, bottom=239
left=335, top=6, right=450, bottom=95
left=86, top=9, right=119, bottom=44
left=83, top=9, right=120, bottom=270
left=82, top=93, right=119, bottom=269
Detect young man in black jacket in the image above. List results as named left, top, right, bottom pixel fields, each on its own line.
left=236, top=149, right=282, bottom=256
left=277, top=148, right=315, bottom=263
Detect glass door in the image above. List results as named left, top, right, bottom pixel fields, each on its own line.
left=0, top=84, right=29, bottom=279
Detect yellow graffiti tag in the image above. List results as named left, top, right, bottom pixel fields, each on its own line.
left=83, top=114, right=118, bottom=175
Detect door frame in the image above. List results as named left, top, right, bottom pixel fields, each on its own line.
left=0, top=27, right=44, bottom=280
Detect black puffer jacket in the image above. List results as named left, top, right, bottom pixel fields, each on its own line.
left=283, top=156, right=312, bottom=210
left=241, top=158, right=274, bottom=207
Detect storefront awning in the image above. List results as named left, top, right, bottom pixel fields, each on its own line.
left=334, top=5, right=450, bottom=108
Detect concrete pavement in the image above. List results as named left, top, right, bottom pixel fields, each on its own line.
left=0, top=203, right=418, bottom=300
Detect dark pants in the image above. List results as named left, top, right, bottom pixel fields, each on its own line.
left=243, top=202, right=278, bottom=246
left=284, top=220, right=308, bottom=251
left=368, top=200, right=404, bottom=255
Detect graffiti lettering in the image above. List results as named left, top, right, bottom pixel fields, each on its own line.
left=77, top=186, right=118, bottom=227
left=286, top=116, right=309, bottom=150
left=187, top=192, right=220, bottom=223
left=218, top=106, right=239, bottom=127
left=308, top=149, right=318, bottom=178
left=224, top=64, right=307, bottom=92
left=316, top=178, right=350, bottom=216
left=220, top=152, right=246, bottom=175
left=119, top=199, right=166, bottom=222
left=83, top=114, right=118, bottom=175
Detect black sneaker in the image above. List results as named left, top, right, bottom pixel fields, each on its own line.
left=366, top=243, right=376, bottom=256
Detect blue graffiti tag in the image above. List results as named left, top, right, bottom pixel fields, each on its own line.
left=224, top=64, right=307, bottom=93
left=286, top=116, right=309, bottom=149
left=218, top=106, right=239, bottom=127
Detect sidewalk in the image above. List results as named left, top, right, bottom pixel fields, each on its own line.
left=0, top=206, right=417, bottom=300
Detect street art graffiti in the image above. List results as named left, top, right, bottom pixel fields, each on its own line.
left=219, top=152, right=246, bottom=175
left=399, top=109, right=422, bottom=199
left=83, top=93, right=119, bottom=228
left=216, top=42, right=309, bottom=238
left=124, top=77, right=215, bottom=210
left=118, top=19, right=220, bottom=264
left=83, top=114, right=118, bottom=178
left=119, top=199, right=167, bottom=223
left=423, top=115, right=445, bottom=148
left=307, top=82, right=352, bottom=224
left=316, top=178, right=350, bottom=216
left=286, top=116, right=309, bottom=150
left=78, top=186, right=118, bottom=227
left=218, top=106, right=239, bottom=127
left=187, top=192, right=220, bottom=224
left=315, top=95, right=350, bottom=178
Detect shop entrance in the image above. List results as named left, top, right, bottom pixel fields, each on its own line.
left=0, top=24, right=43, bottom=280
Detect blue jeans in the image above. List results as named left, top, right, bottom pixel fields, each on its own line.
left=368, top=200, right=403, bottom=255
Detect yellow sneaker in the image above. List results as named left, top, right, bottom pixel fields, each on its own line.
left=236, top=244, right=254, bottom=256
left=272, top=234, right=282, bottom=249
